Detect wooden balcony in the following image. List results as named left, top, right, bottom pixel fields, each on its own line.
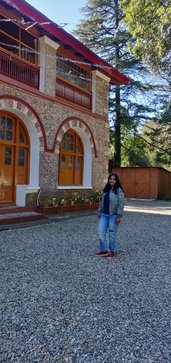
left=0, top=50, right=39, bottom=89
left=56, top=78, right=91, bottom=110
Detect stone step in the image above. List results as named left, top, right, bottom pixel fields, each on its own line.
left=0, top=206, right=38, bottom=215
left=0, top=210, right=43, bottom=225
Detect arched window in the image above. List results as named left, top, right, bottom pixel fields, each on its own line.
left=58, top=129, right=84, bottom=185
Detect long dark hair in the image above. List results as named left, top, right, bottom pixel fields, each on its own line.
left=103, top=173, right=124, bottom=194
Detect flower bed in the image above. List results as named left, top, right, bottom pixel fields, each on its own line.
left=38, top=190, right=100, bottom=216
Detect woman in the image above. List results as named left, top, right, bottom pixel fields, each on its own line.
left=96, top=173, right=124, bottom=259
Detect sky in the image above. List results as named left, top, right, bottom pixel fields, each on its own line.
left=26, top=0, right=87, bottom=33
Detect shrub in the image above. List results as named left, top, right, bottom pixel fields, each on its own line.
left=41, top=190, right=101, bottom=207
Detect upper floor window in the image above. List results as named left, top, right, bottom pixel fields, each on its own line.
left=56, top=55, right=91, bottom=92
left=0, top=14, right=37, bottom=65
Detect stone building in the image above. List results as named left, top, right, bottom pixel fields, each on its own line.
left=0, top=0, right=129, bottom=206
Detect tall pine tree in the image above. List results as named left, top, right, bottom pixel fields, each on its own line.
left=121, top=0, right=171, bottom=82
left=74, top=0, right=154, bottom=166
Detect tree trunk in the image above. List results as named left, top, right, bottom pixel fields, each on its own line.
left=114, top=0, right=121, bottom=166
left=114, top=85, right=121, bottom=166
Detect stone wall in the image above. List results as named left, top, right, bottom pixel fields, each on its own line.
left=0, top=36, right=112, bottom=207
left=0, top=83, right=110, bottom=198
left=92, top=71, right=110, bottom=118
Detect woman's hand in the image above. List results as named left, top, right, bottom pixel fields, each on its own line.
left=115, top=215, right=122, bottom=224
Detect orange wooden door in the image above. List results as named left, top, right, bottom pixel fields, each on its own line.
left=112, top=167, right=152, bottom=199
left=58, top=130, right=83, bottom=185
left=0, top=112, right=29, bottom=205
left=135, top=168, right=150, bottom=198
left=0, top=144, right=15, bottom=203
left=121, top=168, right=136, bottom=198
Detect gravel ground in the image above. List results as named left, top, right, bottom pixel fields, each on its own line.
left=0, top=201, right=171, bottom=363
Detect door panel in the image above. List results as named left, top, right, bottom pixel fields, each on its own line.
left=135, top=169, right=150, bottom=198
left=75, top=156, right=83, bottom=185
left=59, top=154, right=74, bottom=185
left=17, top=147, right=28, bottom=184
left=0, top=145, right=15, bottom=203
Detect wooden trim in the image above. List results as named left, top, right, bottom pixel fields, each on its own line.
left=0, top=50, right=39, bottom=88
left=0, top=47, right=39, bottom=69
left=56, top=75, right=91, bottom=95
left=56, top=78, right=91, bottom=110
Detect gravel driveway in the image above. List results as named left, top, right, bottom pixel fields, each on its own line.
left=0, top=200, right=171, bottom=363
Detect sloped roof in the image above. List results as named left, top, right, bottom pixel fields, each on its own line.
left=2, top=0, right=130, bottom=85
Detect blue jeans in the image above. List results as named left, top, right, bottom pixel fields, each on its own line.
left=98, top=213, right=118, bottom=252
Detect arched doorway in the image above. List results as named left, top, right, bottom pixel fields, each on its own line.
left=58, top=129, right=84, bottom=185
left=0, top=112, right=30, bottom=205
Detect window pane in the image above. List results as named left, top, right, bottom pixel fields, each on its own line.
left=62, top=142, right=67, bottom=150
left=18, top=149, right=25, bottom=166
left=61, top=155, right=66, bottom=170
left=0, top=116, right=5, bottom=127
left=7, top=119, right=13, bottom=130
left=0, top=33, right=19, bottom=56
left=5, top=157, right=11, bottom=165
left=68, top=134, right=74, bottom=150
left=0, top=17, right=19, bottom=39
left=19, top=131, right=25, bottom=143
left=76, top=157, right=80, bottom=170
left=19, top=148, right=25, bottom=158
left=5, top=147, right=12, bottom=165
left=77, top=144, right=81, bottom=153
left=18, top=158, right=25, bottom=166
left=0, top=129, right=5, bottom=140
left=6, top=131, right=12, bottom=141
left=62, top=132, right=74, bottom=151
left=56, top=56, right=91, bottom=91
left=68, top=134, right=74, bottom=143
left=68, top=156, right=73, bottom=169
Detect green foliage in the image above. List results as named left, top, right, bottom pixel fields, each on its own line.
left=120, top=127, right=150, bottom=166
left=158, top=193, right=171, bottom=201
left=74, top=0, right=157, bottom=166
left=74, top=0, right=170, bottom=168
left=121, top=0, right=171, bottom=77
left=142, top=101, right=171, bottom=171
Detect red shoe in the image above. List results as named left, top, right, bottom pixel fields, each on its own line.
left=107, top=252, right=116, bottom=259
left=95, top=250, right=108, bottom=257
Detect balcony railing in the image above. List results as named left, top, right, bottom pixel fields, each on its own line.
left=0, top=50, right=39, bottom=89
left=56, top=78, right=91, bottom=110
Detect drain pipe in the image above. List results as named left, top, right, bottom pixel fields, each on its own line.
left=36, top=188, right=41, bottom=206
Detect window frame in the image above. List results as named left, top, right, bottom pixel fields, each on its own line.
left=58, top=129, right=84, bottom=186
left=56, top=55, right=91, bottom=93
left=0, top=13, right=38, bottom=65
